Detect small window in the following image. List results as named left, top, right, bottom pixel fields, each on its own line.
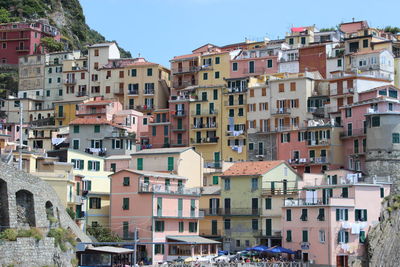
left=203, top=73, right=208, bottom=80
left=371, top=116, right=380, bottom=127
left=363, top=39, right=368, bottom=48
left=215, top=71, right=220, bottom=79
left=337, top=59, right=342, bottom=67
left=94, top=125, right=100, bottom=133
left=122, top=198, right=129, bottom=210
left=73, top=125, right=80, bottom=133
left=155, top=221, right=165, bottom=232
left=286, top=209, right=292, bottom=221
left=123, top=177, right=130, bottom=186
left=147, top=68, right=153, bottom=76
left=267, top=59, right=273, bottom=68
left=232, top=62, right=238, bottom=71
left=215, top=57, right=220, bottom=64
left=212, top=176, right=218, bottom=185
left=131, top=69, right=137, bottom=77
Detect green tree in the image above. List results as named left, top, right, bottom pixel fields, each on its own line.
left=87, top=225, right=122, bottom=242
left=41, top=37, right=64, bottom=52
left=384, top=26, right=400, bottom=34
left=0, top=8, right=12, bottom=23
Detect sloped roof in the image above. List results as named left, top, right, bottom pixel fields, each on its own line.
left=171, top=53, right=201, bottom=61
left=131, top=147, right=192, bottom=155
left=221, top=160, right=286, bottom=176
left=111, top=169, right=187, bottom=180
left=167, top=235, right=220, bottom=244
left=340, top=21, right=369, bottom=34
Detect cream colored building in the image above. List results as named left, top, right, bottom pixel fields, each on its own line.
left=18, top=54, right=46, bottom=99
left=67, top=149, right=113, bottom=228
left=130, top=147, right=203, bottom=188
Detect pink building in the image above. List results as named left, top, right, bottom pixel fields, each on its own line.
left=230, top=48, right=278, bottom=78
left=282, top=169, right=391, bottom=266
left=340, top=85, right=400, bottom=172
left=110, top=169, right=218, bottom=263
left=0, top=20, right=61, bottom=65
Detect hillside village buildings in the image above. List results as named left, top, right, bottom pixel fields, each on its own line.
left=1, top=19, right=400, bottom=266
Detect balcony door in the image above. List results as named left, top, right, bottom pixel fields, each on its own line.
left=252, top=198, right=258, bottom=215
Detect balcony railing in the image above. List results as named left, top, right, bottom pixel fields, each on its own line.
left=172, top=66, right=199, bottom=74
left=191, top=110, right=218, bottom=116
left=288, top=157, right=329, bottom=165
left=144, top=89, right=155, bottom=95
left=171, top=110, right=186, bottom=117
left=221, top=208, right=261, bottom=216
left=76, top=91, right=88, bottom=97
left=340, top=128, right=366, bottom=138
left=253, top=230, right=282, bottom=238
left=138, top=183, right=201, bottom=196
left=76, top=108, right=106, bottom=115
left=204, top=161, right=222, bottom=169
left=191, top=137, right=219, bottom=144
left=173, top=81, right=197, bottom=89
left=366, top=108, right=400, bottom=114
left=64, top=79, right=77, bottom=85
left=284, top=197, right=355, bottom=207
left=191, top=123, right=217, bottom=129
left=200, top=229, right=222, bottom=237
left=307, top=139, right=330, bottom=146
left=224, top=100, right=246, bottom=106
left=171, top=127, right=186, bottom=132
left=55, top=112, right=65, bottom=118
left=261, top=188, right=298, bottom=196
left=128, top=89, right=139, bottom=95
left=271, top=108, right=291, bottom=115
left=243, top=67, right=265, bottom=75
left=155, top=210, right=204, bottom=219
left=170, top=141, right=189, bottom=147
left=225, top=87, right=248, bottom=94
left=16, top=46, right=29, bottom=51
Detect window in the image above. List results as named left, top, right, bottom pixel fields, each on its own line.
left=363, top=39, right=368, bottom=48
left=155, top=244, right=165, bottom=254
left=137, top=158, right=143, bottom=170
left=147, top=68, right=153, bottom=76
left=167, top=157, right=174, bottom=171
left=236, top=240, right=241, bottom=247
left=88, top=160, right=100, bottom=171
left=189, top=222, right=197, bottom=233
left=215, top=71, right=220, bottom=79
left=152, top=126, right=156, bottom=136
left=212, top=176, right=218, bottom=185
left=72, top=159, right=84, bottom=170
left=286, top=209, right=292, bottom=221
left=393, top=133, right=400, bottom=144
left=359, top=230, right=366, bottom=243
left=229, top=109, right=234, bottom=117
left=94, top=49, right=99, bottom=56
left=215, top=57, right=220, bottom=64
left=238, top=108, right=244, bottom=116
left=300, top=209, right=308, bottom=221
left=213, top=89, right=218, bottom=100
left=179, top=221, right=184, bottom=233
left=252, top=219, right=258, bottom=230
left=155, top=221, right=165, bottom=232
left=279, top=83, right=285, bottom=92
left=251, top=178, right=258, bottom=191
left=337, top=59, right=342, bottom=67
left=164, top=125, right=168, bottom=136
left=203, top=73, right=208, bottom=80
left=232, top=62, right=238, bottom=71
left=94, top=125, right=100, bottom=133
left=318, top=208, right=325, bottom=221
left=267, top=59, right=273, bottom=68
left=380, top=187, right=385, bottom=198
left=224, top=219, right=231, bottom=230
left=72, top=139, right=80, bottom=150
left=371, top=116, right=380, bottom=127
left=89, top=197, right=101, bottom=209
left=301, top=37, right=306, bottom=45
left=336, top=208, right=349, bottom=221
left=265, top=198, right=272, bottom=210
left=73, top=125, right=80, bottom=133
left=131, top=69, right=137, bottom=77
left=302, top=230, right=308, bottom=242
left=122, top=198, right=129, bottom=210
left=345, top=108, right=352, bottom=118
left=338, top=230, right=349, bottom=243
left=289, top=38, right=294, bottom=45
left=249, top=143, right=254, bottom=150
left=224, top=178, right=230, bottom=190
left=319, top=230, right=326, bottom=243
left=342, top=187, right=349, bottom=198
left=286, top=230, right=292, bottom=242
left=123, top=177, right=130, bottom=186
left=355, top=209, right=368, bottom=221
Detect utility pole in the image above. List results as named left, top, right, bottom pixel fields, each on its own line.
left=133, top=228, right=138, bottom=266
left=18, top=103, right=23, bottom=170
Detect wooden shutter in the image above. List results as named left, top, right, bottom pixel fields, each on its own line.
left=259, top=120, right=262, bottom=131
left=276, top=100, right=279, bottom=108
left=295, top=99, right=299, bottom=108
left=262, top=87, right=266, bottom=96
left=284, top=117, right=290, bottom=126
left=279, top=83, right=284, bottom=92
left=290, top=82, right=296, bottom=91
left=348, top=96, right=353, bottom=105
left=266, top=102, right=268, bottom=110
left=250, top=89, right=254, bottom=97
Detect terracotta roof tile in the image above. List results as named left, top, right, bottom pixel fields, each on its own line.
left=221, top=160, right=286, bottom=176
left=340, top=21, right=368, bottom=34
left=171, top=53, right=201, bottom=61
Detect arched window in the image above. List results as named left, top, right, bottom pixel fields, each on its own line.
left=15, top=190, right=36, bottom=227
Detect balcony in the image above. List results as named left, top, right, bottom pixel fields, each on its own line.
left=76, top=91, right=88, bottom=97
left=284, top=197, right=355, bottom=207
left=200, top=65, right=213, bottom=71
left=144, top=89, right=155, bottom=95
left=191, top=123, right=217, bottom=130
left=171, top=127, right=186, bottom=132
left=76, top=108, right=106, bottom=115
left=340, top=128, right=366, bottom=138
left=271, top=108, right=291, bottom=115
left=221, top=208, right=261, bottom=216
left=253, top=230, right=282, bottom=238
left=191, top=110, right=218, bottom=116
left=172, top=66, right=199, bottom=74
left=201, top=208, right=223, bottom=216
left=242, top=67, right=265, bottom=75
left=224, top=87, right=248, bottom=94
left=16, top=46, right=29, bottom=52
left=64, top=79, right=77, bottom=85
left=170, top=141, right=189, bottom=147
left=261, top=188, right=298, bottom=196
left=224, top=100, right=246, bottom=106
left=307, top=139, right=331, bottom=146
left=226, top=130, right=245, bottom=137
left=171, top=110, right=186, bottom=117
left=250, top=149, right=267, bottom=156
left=308, top=107, right=325, bottom=116
left=366, top=108, right=400, bottom=115
left=128, top=89, right=139, bottom=95
left=55, top=112, right=65, bottom=118
left=173, top=81, right=198, bottom=89
left=191, top=137, right=219, bottom=144
left=135, top=105, right=154, bottom=111
left=149, top=120, right=170, bottom=126
left=138, top=182, right=201, bottom=196
left=154, top=210, right=204, bottom=219
left=204, top=161, right=222, bottom=169
left=200, top=230, right=222, bottom=237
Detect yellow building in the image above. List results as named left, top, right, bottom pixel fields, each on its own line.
left=54, top=99, right=86, bottom=126
left=199, top=186, right=223, bottom=245
left=285, top=26, right=317, bottom=48
left=395, top=57, right=400, bottom=87
left=189, top=51, right=231, bottom=163
left=220, top=161, right=300, bottom=251
left=67, top=149, right=113, bottom=228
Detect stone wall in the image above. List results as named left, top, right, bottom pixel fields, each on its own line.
left=247, top=132, right=277, bottom=161
left=0, top=237, right=75, bottom=267
left=0, top=162, right=91, bottom=266
left=367, top=196, right=400, bottom=267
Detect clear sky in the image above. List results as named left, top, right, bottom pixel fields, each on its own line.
left=80, top=0, right=400, bottom=66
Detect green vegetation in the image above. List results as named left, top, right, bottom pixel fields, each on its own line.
left=41, top=37, right=64, bottom=52
left=383, top=26, right=400, bottom=34
left=0, top=8, right=18, bottom=23
left=0, top=0, right=131, bottom=57
left=319, top=27, right=336, bottom=32
left=0, top=228, right=43, bottom=241
left=87, top=225, right=122, bottom=242
left=66, top=207, right=76, bottom=220
left=47, top=227, right=76, bottom=252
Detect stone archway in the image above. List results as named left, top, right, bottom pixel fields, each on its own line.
left=0, top=179, right=10, bottom=230
left=15, top=189, right=36, bottom=227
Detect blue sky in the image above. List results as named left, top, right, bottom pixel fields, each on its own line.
left=80, top=0, right=400, bottom=66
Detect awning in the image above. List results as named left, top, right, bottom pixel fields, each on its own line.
left=86, top=246, right=134, bottom=254
left=167, top=236, right=220, bottom=244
